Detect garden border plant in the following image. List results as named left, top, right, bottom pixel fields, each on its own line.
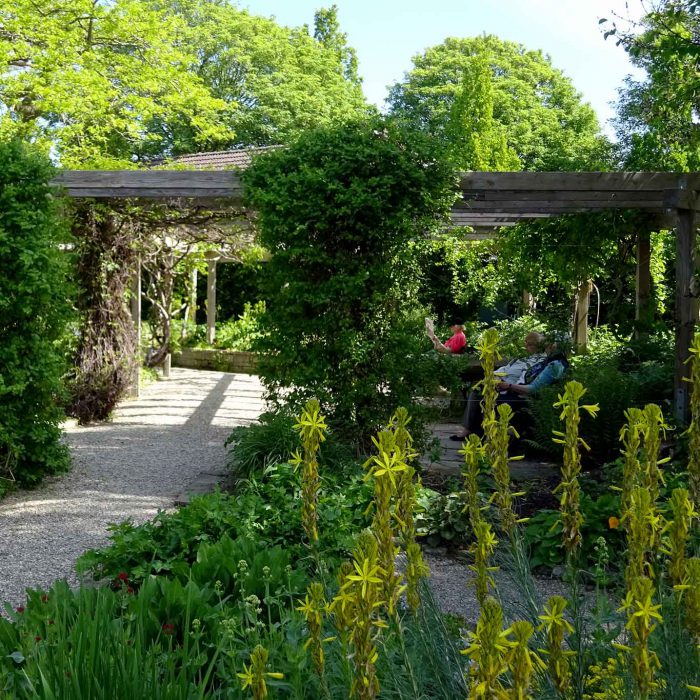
left=244, top=116, right=458, bottom=446
left=0, top=139, right=74, bottom=491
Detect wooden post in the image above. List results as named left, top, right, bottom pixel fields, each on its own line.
left=129, top=257, right=141, bottom=397
left=207, top=256, right=217, bottom=345
left=635, top=229, right=653, bottom=337
left=522, top=290, right=535, bottom=313
left=573, top=280, right=592, bottom=352
left=674, top=206, right=698, bottom=423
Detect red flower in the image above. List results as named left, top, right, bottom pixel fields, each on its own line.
left=126, top=587, right=134, bottom=594
left=117, top=572, right=129, bottom=582
left=15, top=607, right=24, bottom=614
left=34, top=636, right=41, bottom=642
left=41, top=594, right=48, bottom=603
left=608, top=516, right=620, bottom=530
left=162, top=623, right=175, bottom=636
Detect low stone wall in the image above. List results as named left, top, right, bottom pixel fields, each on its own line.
left=172, top=348, right=258, bottom=374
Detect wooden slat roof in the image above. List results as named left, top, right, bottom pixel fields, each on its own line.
left=52, top=170, right=700, bottom=227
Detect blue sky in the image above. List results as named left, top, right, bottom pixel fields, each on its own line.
left=242, top=0, right=647, bottom=136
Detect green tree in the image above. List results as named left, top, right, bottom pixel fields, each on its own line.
left=388, top=34, right=608, bottom=171
left=0, top=140, right=74, bottom=488
left=445, top=54, right=520, bottom=170
left=0, top=0, right=233, bottom=167
left=605, top=1, right=700, bottom=169
left=158, top=0, right=368, bottom=148
left=244, top=119, right=457, bottom=443
left=313, top=4, right=361, bottom=85
left=0, top=0, right=368, bottom=165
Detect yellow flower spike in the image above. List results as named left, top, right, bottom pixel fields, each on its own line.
left=679, top=557, right=700, bottom=642
left=539, top=596, right=573, bottom=695
left=666, top=488, right=697, bottom=587
left=552, top=381, right=596, bottom=564
left=618, top=575, right=662, bottom=699
left=489, top=402, right=520, bottom=535
left=463, top=596, right=510, bottom=699
left=298, top=582, right=328, bottom=689
left=238, top=645, right=283, bottom=700
left=293, top=399, right=328, bottom=544
left=686, top=333, right=700, bottom=510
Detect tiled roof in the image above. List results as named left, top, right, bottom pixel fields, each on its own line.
left=167, top=146, right=283, bottom=170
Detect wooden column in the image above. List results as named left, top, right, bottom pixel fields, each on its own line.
left=635, top=229, right=653, bottom=336
left=573, top=280, right=592, bottom=352
left=129, top=257, right=141, bottom=398
left=207, top=256, right=217, bottom=345
left=674, top=206, right=698, bottom=423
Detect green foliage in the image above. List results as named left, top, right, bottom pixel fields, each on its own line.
left=524, top=493, right=624, bottom=570
left=0, top=0, right=367, bottom=166
left=388, top=34, right=608, bottom=171
left=0, top=0, right=232, bottom=166
left=526, top=328, right=673, bottom=461
left=225, top=411, right=304, bottom=481
left=184, top=301, right=266, bottom=352
left=415, top=488, right=472, bottom=545
left=606, top=0, right=700, bottom=169
left=225, top=409, right=360, bottom=482
left=66, top=204, right=138, bottom=423
left=244, top=118, right=457, bottom=443
left=180, top=0, right=368, bottom=149
left=0, top=579, right=225, bottom=699
left=0, top=140, right=73, bottom=490
left=444, top=53, right=520, bottom=170
left=78, top=462, right=373, bottom=583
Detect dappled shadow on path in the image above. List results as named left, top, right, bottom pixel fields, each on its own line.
left=0, top=368, right=265, bottom=608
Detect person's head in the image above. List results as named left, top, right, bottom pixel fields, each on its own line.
left=449, top=317, right=465, bottom=334
left=523, top=332, right=544, bottom=355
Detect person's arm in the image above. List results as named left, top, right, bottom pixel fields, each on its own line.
left=433, top=338, right=452, bottom=354
left=496, top=361, right=565, bottom=395
left=496, top=380, right=532, bottom=395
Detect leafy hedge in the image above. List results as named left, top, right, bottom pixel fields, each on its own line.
left=244, top=118, right=457, bottom=444
left=0, top=140, right=74, bottom=489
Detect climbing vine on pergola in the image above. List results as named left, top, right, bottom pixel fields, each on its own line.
left=55, top=168, right=700, bottom=422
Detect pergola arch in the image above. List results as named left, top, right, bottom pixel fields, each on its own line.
left=53, top=169, right=699, bottom=421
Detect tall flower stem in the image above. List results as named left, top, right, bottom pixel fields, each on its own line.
left=552, top=381, right=599, bottom=569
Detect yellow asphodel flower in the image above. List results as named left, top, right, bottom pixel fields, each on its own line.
left=347, top=558, right=385, bottom=600
left=367, top=451, right=407, bottom=488
left=237, top=663, right=254, bottom=691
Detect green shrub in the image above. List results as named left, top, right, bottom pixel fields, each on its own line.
left=524, top=492, right=624, bottom=571
left=78, top=463, right=373, bottom=583
left=0, top=140, right=74, bottom=490
left=526, top=327, right=673, bottom=461
left=244, top=117, right=457, bottom=445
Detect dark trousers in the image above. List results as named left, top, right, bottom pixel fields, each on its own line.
left=461, top=389, right=529, bottom=434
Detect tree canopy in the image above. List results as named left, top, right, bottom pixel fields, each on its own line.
left=607, top=0, right=700, bottom=169
left=388, top=34, right=609, bottom=171
left=0, top=0, right=367, bottom=166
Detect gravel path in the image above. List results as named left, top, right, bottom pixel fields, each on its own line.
left=425, top=551, right=574, bottom=627
left=0, top=368, right=265, bottom=609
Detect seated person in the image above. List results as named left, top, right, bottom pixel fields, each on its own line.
left=450, top=333, right=568, bottom=441
left=427, top=316, right=468, bottom=355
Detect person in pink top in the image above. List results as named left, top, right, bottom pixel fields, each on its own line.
left=430, top=317, right=467, bottom=355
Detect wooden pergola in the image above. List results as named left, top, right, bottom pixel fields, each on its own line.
left=53, top=169, right=700, bottom=421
